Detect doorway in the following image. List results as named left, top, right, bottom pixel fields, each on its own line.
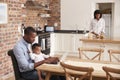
left=96, top=3, right=114, bottom=39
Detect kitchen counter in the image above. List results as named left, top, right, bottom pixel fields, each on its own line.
left=37, top=30, right=89, bottom=35
left=80, top=38, right=120, bottom=44
left=54, top=30, right=89, bottom=34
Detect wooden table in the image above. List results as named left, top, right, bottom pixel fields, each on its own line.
left=36, top=54, right=120, bottom=80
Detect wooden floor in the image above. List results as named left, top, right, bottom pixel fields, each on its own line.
left=3, top=75, right=107, bottom=80
left=6, top=77, right=15, bottom=80
left=0, top=76, right=15, bottom=80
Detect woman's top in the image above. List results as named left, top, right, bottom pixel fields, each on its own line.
left=90, top=18, right=105, bottom=35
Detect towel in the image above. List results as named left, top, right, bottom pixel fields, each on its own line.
left=41, top=38, right=45, bottom=50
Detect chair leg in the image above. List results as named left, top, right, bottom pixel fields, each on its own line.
left=74, top=77, right=77, bottom=80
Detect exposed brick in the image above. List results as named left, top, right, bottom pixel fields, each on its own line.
left=0, top=0, right=60, bottom=80
left=47, top=0, right=60, bottom=29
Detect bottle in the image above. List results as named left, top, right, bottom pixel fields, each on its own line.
left=44, top=23, right=48, bottom=32
left=54, top=22, right=58, bottom=30
left=21, top=24, right=25, bottom=36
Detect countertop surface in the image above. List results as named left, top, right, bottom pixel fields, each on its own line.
left=80, top=38, right=120, bottom=44
left=37, top=30, right=89, bottom=34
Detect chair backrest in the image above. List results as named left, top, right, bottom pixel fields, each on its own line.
left=78, top=47, right=104, bottom=61
left=60, top=62, right=94, bottom=80
left=108, top=49, right=120, bottom=62
left=102, top=66, right=120, bottom=80
left=8, top=49, right=26, bottom=80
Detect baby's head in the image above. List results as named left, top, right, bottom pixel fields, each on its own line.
left=32, top=43, right=41, bottom=54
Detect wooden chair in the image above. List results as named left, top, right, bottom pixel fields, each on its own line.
left=78, top=47, right=104, bottom=61
left=102, top=66, right=120, bottom=80
left=60, top=62, right=94, bottom=80
left=8, top=49, right=28, bottom=80
left=108, top=49, right=120, bottom=62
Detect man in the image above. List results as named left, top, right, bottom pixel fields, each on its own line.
left=13, top=27, right=65, bottom=80
left=13, top=27, right=47, bottom=80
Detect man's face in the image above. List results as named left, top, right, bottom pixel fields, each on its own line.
left=25, top=32, right=37, bottom=44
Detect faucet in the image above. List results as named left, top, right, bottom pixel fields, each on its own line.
left=75, top=24, right=79, bottom=33
left=83, top=28, right=86, bottom=34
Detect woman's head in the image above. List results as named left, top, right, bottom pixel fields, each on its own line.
left=94, top=10, right=102, bottom=20
left=32, top=43, right=41, bottom=54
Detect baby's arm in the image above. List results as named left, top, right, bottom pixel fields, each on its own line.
left=29, top=53, right=35, bottom=60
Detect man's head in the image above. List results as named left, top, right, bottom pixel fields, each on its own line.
left=24, top=27, right=37, bottom=44
left=32, top=43, right=41, bottom=54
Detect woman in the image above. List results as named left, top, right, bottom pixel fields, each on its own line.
left=90, top=10, right=105, bottom=38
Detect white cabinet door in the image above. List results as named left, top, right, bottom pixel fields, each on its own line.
left=63, top=34, right=84, bottom=53
left=74, top=34, right=84, bottom=53
left=50, top=33, right=84, bottom=53
left=62, top=34, right=75, bottom=52
left=50, top=33, right=63, bottom=53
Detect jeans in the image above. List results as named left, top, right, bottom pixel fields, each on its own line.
left=21, top=69, right=66, bottom=80
left=21, top=69, right=39, bottom=80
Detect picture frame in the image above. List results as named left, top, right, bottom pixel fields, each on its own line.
left=0, top=3, right=8, bottom=24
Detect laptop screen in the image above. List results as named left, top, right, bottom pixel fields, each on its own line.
left=45, top=26, right=54, bottom=32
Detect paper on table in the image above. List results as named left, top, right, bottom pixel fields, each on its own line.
left=60, top=52, right=69, bottom=62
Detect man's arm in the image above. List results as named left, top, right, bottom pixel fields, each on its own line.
left=34, top=59, right=53, bottom=68
left=34, top=60, right=45, bottom=68
left=13, top=46, right=34, bottom=72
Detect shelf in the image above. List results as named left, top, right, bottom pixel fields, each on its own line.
left=40, top=14, right=50, bottom=18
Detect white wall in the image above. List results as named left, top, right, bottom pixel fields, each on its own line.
left=112, top=0, right=120, bottom=39
left=61, top=0, right=120, bottom=38
left=61, top=0, right=92, bottom=30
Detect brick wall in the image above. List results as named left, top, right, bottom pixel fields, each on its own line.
left=22, top=8, right=47, bottom=28
left=21, top=0, right=48, bottom=28
left=0, top=0, right=60, bottom=80
left=48, top=0, right=60, bottom=29
left=22, top=0, right=60, bottom=29
left=0, top=0, right=22, bottom=80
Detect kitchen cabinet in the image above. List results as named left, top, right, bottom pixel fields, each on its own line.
left=50, top=33, right=63, bottom=53
left=62, top=34, right=75, bottom=52
left=50, top=33, right=84, bottom=53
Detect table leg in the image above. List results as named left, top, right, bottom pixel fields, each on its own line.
left=45, top=72, right=51, bottom=80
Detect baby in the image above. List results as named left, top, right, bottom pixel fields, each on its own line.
left=30, top=43, right=59, bottom=80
